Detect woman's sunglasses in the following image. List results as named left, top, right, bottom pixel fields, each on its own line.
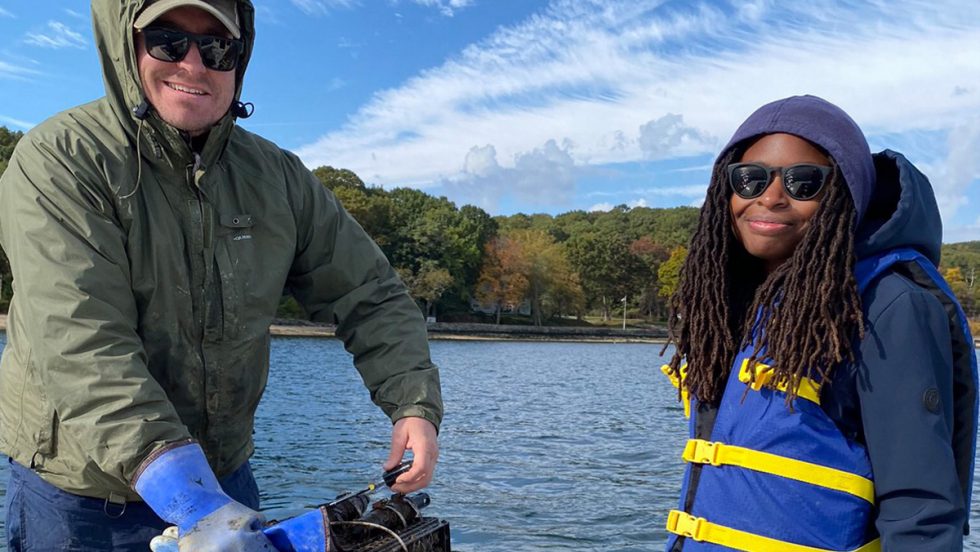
left=141, top=27, right=244, bottom=72
left=727, top=162, right=832, bottom=201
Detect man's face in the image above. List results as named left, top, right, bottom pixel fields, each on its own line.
left=136, top=6, right=237, bottom=137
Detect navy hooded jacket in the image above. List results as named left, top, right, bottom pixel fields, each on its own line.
left=715, top=96, right=973, bottom=550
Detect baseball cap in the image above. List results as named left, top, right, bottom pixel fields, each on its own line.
left=134, top=0, right=240, bottom=39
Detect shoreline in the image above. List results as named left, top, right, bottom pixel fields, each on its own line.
left=2, top=315, right=977, bottom=347
left=271, top=320, right=670, bottom=343
left=0, top=314, right=669, bottom=344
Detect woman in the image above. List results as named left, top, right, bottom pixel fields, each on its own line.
left=661, top=95, right=977, bottom=551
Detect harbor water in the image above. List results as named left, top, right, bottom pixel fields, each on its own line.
left=0, top=331, right=977, bottom=550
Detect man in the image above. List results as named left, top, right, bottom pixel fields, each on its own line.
left=0, top=1, right=442, bottom=550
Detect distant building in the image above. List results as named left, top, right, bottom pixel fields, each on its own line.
left=470, top=299, right=531, bottom=316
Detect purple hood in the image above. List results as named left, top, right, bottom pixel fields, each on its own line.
left=719, top=95, right=877, bottom=226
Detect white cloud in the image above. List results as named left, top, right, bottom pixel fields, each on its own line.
left=589, top=198, right=649, bottom=212
left=0, top=114, right=35, bottom=130
left=411, top=0, right=475, bottom=17
left=294, top=0, right=980, bottom=230
left=0, top=60, right=40, bottom=81
left=943, top=215, right=980, bottom=244
left=0, top=7, right=14, bottom=18
left=934, top=120, right=980, bottom=223
left=638, top=114, right=714, bottom=160
left=25, top=21, right=86, bottom=49
left=326, top=77, right=347, bottom=92
left=289, top=0, right=358, bottom=15
left=443, top=139, right=579, bottom=211
left=254, top=4, right=284, bottom=25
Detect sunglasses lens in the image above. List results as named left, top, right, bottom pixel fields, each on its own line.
left=143, top=28, right=241, bottom=72
left=729, top=164, right=770, bottom=198
left=144, top=28, right=191, bottom=63
left=783, top=165, right=827, bottom=200
left=198, top=36, right=241, bottom=72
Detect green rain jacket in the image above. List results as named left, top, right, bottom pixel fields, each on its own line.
left=0, top=0, right=442, bottom=502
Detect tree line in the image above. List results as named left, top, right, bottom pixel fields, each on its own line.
left=0, top=125, right=978, bottom=329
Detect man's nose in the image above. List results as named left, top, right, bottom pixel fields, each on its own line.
left=177, top=42, right=208, bottom=74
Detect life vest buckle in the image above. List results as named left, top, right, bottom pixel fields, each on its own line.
left=683, top=439, right=723, bottom=466
left=738, top=360, right=771, bottom=390
left=667, top=510, right=706, bottom=541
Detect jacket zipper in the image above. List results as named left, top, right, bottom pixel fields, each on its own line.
left=189, top=152, right=210, bottom=441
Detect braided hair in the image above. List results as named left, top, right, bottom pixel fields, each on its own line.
left=664, top=145, right=864, bottom=405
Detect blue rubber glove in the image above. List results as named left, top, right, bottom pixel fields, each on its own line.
left=134, top=442, right=275, bottom=551
left=263, top=507, right=333, bottom=552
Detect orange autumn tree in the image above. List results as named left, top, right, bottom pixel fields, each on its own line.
left=477, top=229, right=584, bottom=326
left=476, top=234, right=529, bottom=324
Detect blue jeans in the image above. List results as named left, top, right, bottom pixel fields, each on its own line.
left=5, top=457, right=261, bottom=551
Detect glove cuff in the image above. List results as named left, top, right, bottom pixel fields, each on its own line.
left=133, top=441, right=231, bottom=530
left=264, top=507, right=332, bottom=552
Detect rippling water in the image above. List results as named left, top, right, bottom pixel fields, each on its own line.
left=0, top=332, right=978, bottom=551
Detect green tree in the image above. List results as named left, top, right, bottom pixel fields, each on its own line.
left=565, top=224, right=649, bottom=320
left=941, top=241, right=980, bottom=319
left=629, top=236, right=671, bottom=318
left=397, top=261, right=454, bottom=318
left=331, top=185, right=398, bottom=251
left=386, top=188, right=494, bottom=315
left=312, top=165, right=365, bottom=190
left=658, top=245, right=688, bottom=300
left=0, top=126, right=24, bottom=311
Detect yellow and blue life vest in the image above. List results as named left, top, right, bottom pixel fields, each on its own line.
left=664, top=248, right=978, bottom=551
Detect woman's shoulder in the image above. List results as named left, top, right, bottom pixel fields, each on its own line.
left=861, top=268, right=945, bottom=323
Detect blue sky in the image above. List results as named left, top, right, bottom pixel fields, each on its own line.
left=1, top=0, right=979, bottom=242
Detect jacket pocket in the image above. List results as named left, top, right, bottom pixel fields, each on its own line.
left=214, top=214, right=255, bottom=341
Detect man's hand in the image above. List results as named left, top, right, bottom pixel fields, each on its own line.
left=384, top=417, right=438, bottom=494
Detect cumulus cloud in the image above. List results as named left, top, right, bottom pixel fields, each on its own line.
left=637, top=114, right=713, bottom=160
left=445, top=140, right=579, bottom=211
left=589, top=198, right=649, bottom=212
left=25, top=21, right=86, bottom=49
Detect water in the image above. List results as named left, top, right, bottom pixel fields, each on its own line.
left=0, top=331, right=977, bottom=550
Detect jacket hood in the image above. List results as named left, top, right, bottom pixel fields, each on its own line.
left=90, top=0, right=255, bottom=146
left=719, top=95, right=877, bottom=227
left=855, top=150, right=943, bottom=265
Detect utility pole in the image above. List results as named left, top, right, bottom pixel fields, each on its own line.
left=621, top=294, right=627, bottom=330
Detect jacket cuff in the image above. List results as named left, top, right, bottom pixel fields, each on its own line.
left=391, top=406, right=441, bottom=434
left=130, top=438, right=197, bottom=490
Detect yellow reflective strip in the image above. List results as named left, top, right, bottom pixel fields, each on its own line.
left=738, top=359, right=822, bottom=405
left=682, top=439, right=875, bottom=504
left=666, top=510, right=880, bottom=552
left=854, top=540, right=881, bottom=552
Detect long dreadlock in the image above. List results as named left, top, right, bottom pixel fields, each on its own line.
left=664, top=147, right=864, bottom=405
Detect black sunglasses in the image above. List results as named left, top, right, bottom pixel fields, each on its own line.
left=141, top=26, right=243, bottom=72
left=727, top=162, right=832, bottom=201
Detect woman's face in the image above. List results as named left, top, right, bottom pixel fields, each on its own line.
left=729, top=133, right=829, bottom=273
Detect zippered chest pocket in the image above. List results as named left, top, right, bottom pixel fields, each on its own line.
left=213, top=214, right=255, bottom=341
